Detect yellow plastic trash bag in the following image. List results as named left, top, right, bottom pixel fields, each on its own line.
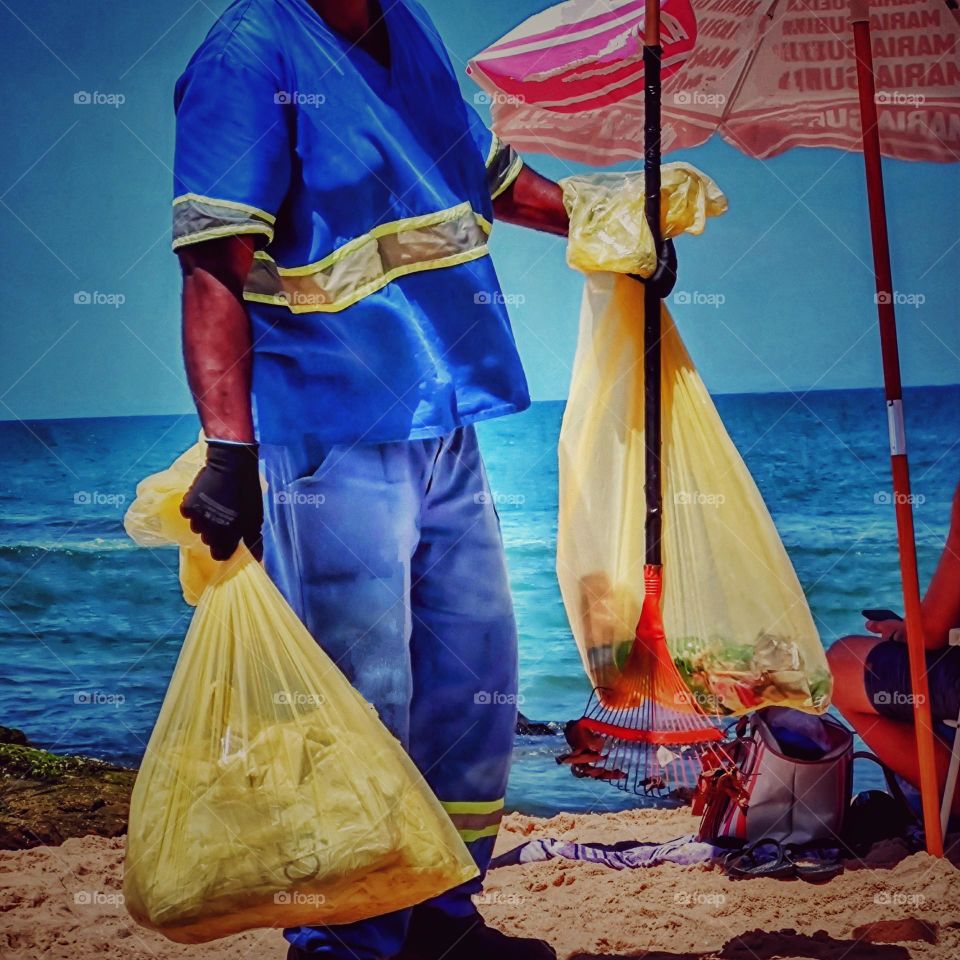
left=122, top=449, right=478, bottom=943
left=557, top=169, right=831, bottom=716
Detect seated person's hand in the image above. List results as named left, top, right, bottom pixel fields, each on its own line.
left=865, top=617, right=906, bottom=643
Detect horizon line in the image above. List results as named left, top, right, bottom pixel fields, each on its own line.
left=1, top=382, right=958, bottom=427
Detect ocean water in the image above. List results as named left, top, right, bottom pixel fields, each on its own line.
left=1, top=386, right=957, bottom=816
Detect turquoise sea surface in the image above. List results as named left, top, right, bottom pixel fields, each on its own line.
left=1, top=386, right=957, bottom=814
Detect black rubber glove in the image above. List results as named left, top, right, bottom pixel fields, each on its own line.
left=180, top=440, right=263, bottom=561
left=630, top=237, right=678, bottom=300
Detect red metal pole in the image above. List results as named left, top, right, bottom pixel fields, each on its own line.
left=850, top=0, right=944, bottom=857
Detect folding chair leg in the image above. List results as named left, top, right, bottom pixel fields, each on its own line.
left=940, top=631, right=960, bottom=839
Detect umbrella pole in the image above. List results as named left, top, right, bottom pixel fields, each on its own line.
left=850, top=0, right=944, bottom=857
left=643, top=0, right=663, bottom=569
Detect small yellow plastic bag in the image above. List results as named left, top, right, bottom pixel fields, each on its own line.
left=122, top=446, right=477, bottom=943
left=561, top=162, right=728, bottom=276
left=121, top=438, right=216, bottom=604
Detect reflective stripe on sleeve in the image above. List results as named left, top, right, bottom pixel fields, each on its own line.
left=172, top=194, right=276, bottom=250
left=486, top=135, right=523, bottom=200
left=440, top=797, right=505, bottom=843
left=244, top=201, right=492, bottom=314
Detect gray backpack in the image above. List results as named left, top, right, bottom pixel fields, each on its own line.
left=696, top=708, right=853, bottom=847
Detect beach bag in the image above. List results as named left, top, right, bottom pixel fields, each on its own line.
left=557, top=165, right=832, bottom=716
left=694, top=708, right=853, bottom=847
left=121, top=442, right=477, bottom=943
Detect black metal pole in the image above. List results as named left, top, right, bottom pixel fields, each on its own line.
left=642, top=33, right=663, bottom=568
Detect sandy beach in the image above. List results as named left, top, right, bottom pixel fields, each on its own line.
left=3, top=807, right=959, bottom=960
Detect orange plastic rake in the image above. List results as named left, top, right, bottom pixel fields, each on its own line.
left=558, top=567, right=725, bottom=796
left=556, top=0, right=727, bottom=798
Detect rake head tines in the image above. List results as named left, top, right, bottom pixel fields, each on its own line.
left=558, top=565, right=728, bottom=798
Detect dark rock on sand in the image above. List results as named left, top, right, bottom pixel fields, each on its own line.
left=0, top=727, right=136, bottom=850
left=516, top=713, right=563, bottom=736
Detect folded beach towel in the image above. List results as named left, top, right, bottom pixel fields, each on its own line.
left=489, top=835, right=719, bottom=871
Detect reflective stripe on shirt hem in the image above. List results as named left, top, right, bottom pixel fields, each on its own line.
left=243, top=201, right=492, bottom=314
left=172, top=194, right=276, bottom=250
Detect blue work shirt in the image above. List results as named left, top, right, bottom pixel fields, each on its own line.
left=173, top=0, right=530, bottom=446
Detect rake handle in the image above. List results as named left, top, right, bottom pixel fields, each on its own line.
left=643, top=0, right=663, bottom=568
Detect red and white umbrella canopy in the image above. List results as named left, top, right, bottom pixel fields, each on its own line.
left=468, top=0, right=960, bottom=164
left=468, top=0, right=699, bottom=112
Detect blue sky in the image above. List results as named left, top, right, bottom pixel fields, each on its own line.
left=0, top=0, right=957, bottom=421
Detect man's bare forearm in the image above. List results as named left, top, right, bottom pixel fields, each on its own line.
left=178, top=236, right=257, bottom=443
left=493, top=165, right=569, bottom=236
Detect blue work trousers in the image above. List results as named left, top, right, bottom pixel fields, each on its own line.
left=260, top=426, right=518, bottom=958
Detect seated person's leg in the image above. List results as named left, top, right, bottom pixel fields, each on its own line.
left=828, top=635, right=960, bottom=813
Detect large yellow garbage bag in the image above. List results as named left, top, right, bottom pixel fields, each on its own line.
left=122, top=444, right=478, bottom=943
left=557, top=166, right=832, bottom=716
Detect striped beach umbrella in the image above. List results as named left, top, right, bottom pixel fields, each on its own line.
left=471, top=0, right=960, bottom=856
left=469, top=0, right=960, bottom=165
left=468, top=0, right=698, bottom=116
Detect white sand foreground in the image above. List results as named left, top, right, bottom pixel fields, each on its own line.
left=3, top=807, right=959, bottom=959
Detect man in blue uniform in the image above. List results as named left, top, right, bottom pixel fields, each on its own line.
left=173, top=2, right=652, bottom=958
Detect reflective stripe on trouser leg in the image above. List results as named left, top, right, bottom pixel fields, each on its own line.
left=442, top=798, right=505, bottom=842
left=407, top=425, right=519, bottom=917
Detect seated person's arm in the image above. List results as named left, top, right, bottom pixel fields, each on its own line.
left=921, top=482, right=960, bottom=648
